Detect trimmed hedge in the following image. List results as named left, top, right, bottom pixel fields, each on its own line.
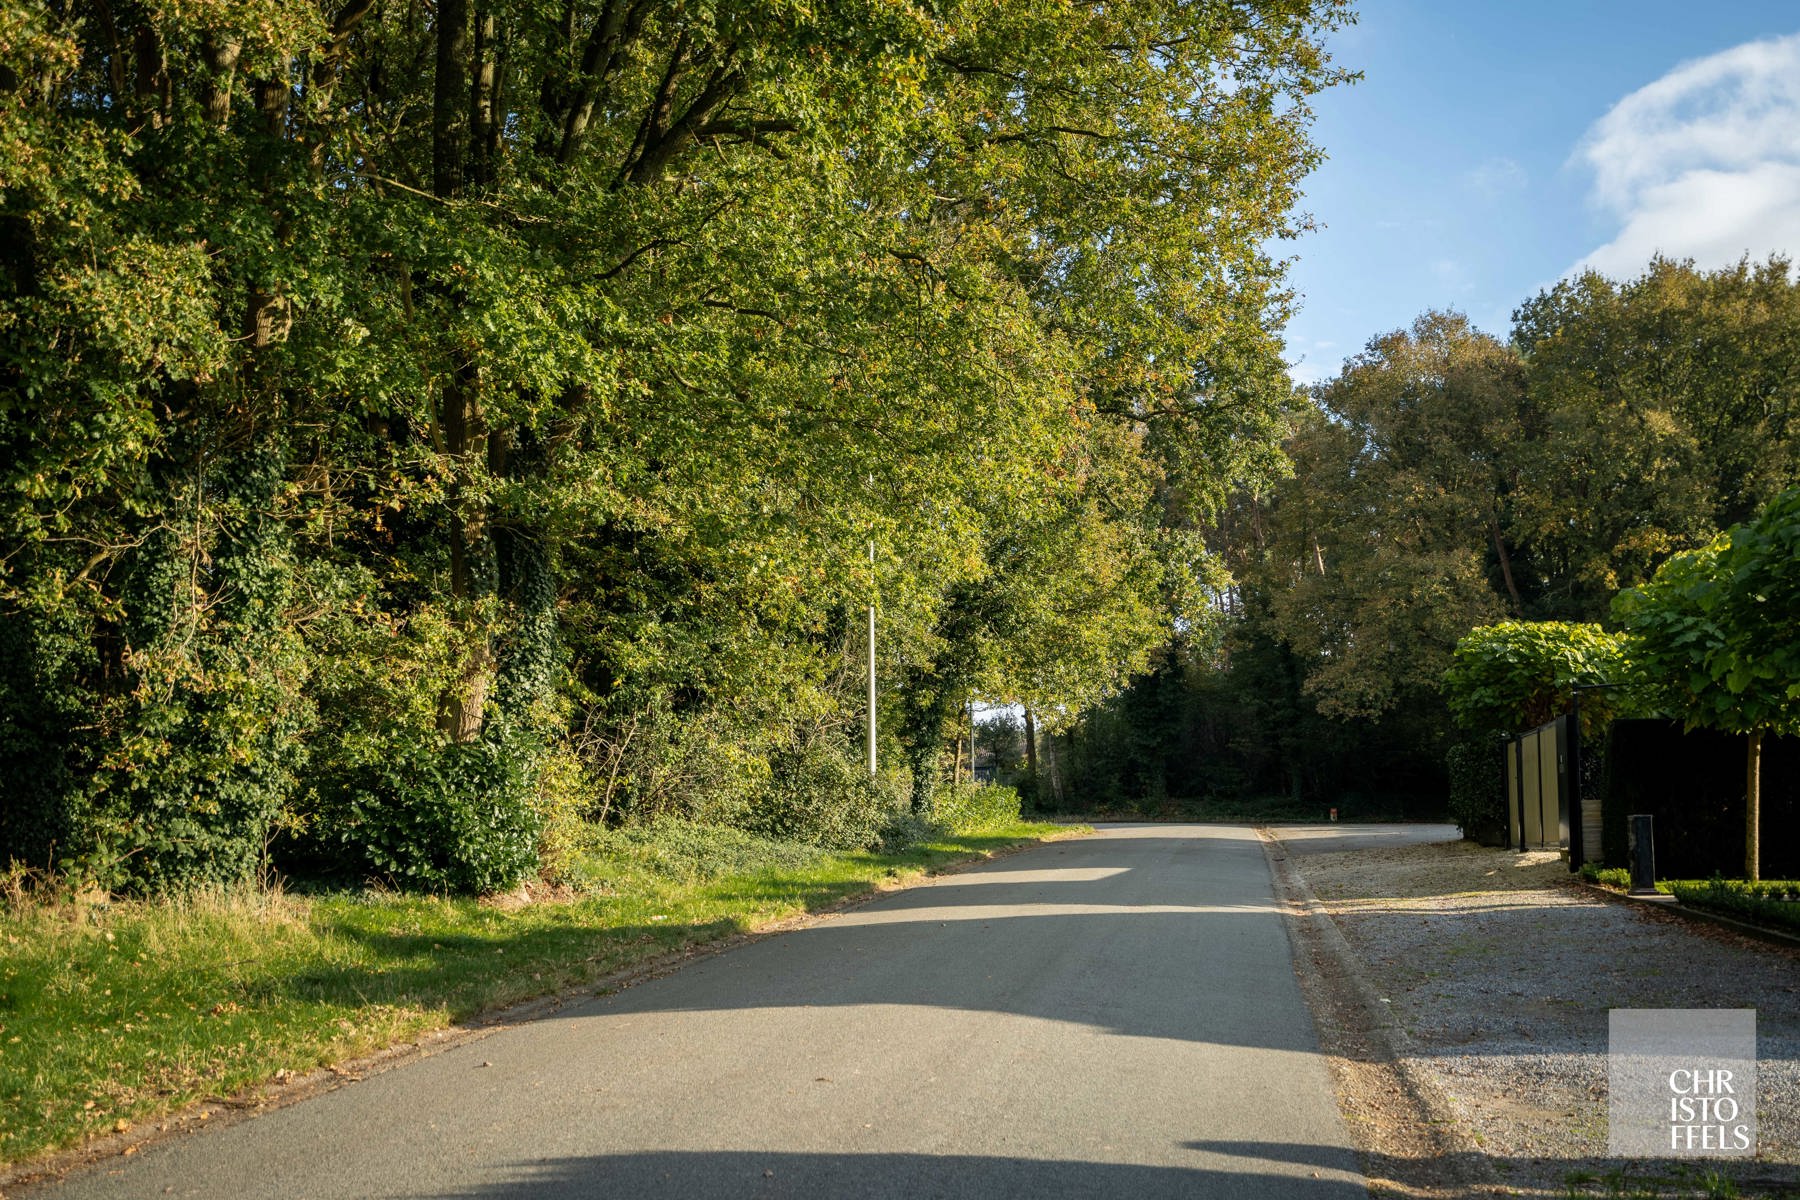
left=1446, top=736, right=1507, bottom=845
left=1669, top=878, right=1800, bottom=935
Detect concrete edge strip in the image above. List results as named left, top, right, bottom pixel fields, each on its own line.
left=1253, top=827, right=1497, bottom=1195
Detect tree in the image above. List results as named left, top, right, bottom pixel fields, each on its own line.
left=1256, top=313, right=1525, bottom=719
left=1442, top=621, right=1631, bottom=737
left=1, top=0, right=1353, bottom=886
left=1512, top=257, right=1800, bottom=618
left=1614, top=488, right=1800, bottom=880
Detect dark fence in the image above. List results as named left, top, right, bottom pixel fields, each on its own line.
left=1599, top=719, right=1800, bottom=878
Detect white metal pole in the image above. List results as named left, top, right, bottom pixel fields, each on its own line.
left=867, top=539, right=877, bottom=776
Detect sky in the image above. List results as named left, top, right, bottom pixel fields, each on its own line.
left=1281, top=1, right=1800, bottom=385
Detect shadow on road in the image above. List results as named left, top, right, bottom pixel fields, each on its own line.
left=290, top=826, right=1586, bottom=1063
left=399, top=1147, right=1366, bottom=1199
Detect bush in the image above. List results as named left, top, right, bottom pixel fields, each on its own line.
left=308, top=731, right=542, bottom=894
left=732, top=741, right=906, bottom=851
left=1578, top=862, right=1633, bottom=889
left=930, top=781, right=1023, bottom=833
left=1669, top=878, right=1800, bottom=934
left=529, top=739, right=591, bottom=887
left=1446, top=737, right=1507, bottom=845
left=1, top=453, right=312, bottom=895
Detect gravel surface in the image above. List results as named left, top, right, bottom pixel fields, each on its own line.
left=1275, top=836, right=1800, bottom=1194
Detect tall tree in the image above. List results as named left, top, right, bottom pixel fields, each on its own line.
left=0, top=0, right=1353, bottom=886
left=1614, top=488, right=1800, bottom=881
left=1254, top=312, right=1525, bottom=718
left=1512, top=256, right=1800, bottom=618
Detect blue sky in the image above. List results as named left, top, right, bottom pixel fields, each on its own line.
left=1282, top=1, right=1800, bottom=384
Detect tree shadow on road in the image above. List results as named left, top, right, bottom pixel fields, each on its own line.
left=396, top=1147, right=1367, bottom=1200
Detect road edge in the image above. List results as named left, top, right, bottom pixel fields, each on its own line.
left=1256, top=827, right=1501, bottom=1198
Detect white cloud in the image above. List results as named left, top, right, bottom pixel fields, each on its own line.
left=1569, top=32, right=1800, bottom=278
left=1464, top=157, right=1528, bottom=195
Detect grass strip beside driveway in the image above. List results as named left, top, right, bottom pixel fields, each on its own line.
left=0, top=820, right=1078, bottom=1170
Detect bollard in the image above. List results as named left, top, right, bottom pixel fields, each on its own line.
left=1627, top=814, right=1656, bottom=894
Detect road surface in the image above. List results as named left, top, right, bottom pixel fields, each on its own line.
left=37, top=825, right=1365, bottom=1199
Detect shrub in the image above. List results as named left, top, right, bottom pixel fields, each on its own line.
left=1668, top=878, right=1800, bottom=934
left=309, top=730, right=542, bottom=894
left=930, top=781, right=1023, bottom=833
left=0, top=452, right=313, bottom=895
left=529, top=739, right=591, bottom=886
left=1446, top=737, right=1507, bottom=846
left=735, top=742, right=909, bottom=850
left=1578, top=862, right=1633, bottom=889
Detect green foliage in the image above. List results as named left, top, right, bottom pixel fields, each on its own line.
left=734, top=741, right=906, bottom=851
left=1069, top=257, right=1800, bottom=817
left=1578, top=863, right=1633, bottom=889
left=310, top=729, right=543, bottom=894
left=1614, top=488, right=1800, bottom=738
left=1260, top=313, right=1523, bottom=720
left=1446, top=738, right=1507, bottom=845
left=1514, top=258, right=1800, bottom=617
left=0, top=0, right=1354, bottom=893
left=0, top=450, right=312, bottom=893
left=1443, top=621, right=1631, bottom=736
left=1063, top=612, right=1454, bottom=814
left=930, top=782, right=1024, bottom=833
left=1668, top=878, right=1800, bottom=935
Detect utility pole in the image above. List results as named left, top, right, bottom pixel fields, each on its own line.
left=867, top=539, right=877, bottom=777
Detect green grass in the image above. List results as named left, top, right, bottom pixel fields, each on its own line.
left=0, top=817, right=1076, bottom=1169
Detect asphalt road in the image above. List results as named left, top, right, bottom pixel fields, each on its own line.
left=39, top=825, right=1365, bottom=1199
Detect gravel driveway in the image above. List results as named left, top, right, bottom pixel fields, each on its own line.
left=1270, top=833, right=1800, bottom=1196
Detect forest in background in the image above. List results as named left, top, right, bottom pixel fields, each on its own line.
left=1056, top=256, right=1800, bottom=816
left=0, top=0, right=1355, bottom=893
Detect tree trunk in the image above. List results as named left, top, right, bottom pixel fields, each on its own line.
left=1024, top=707, right=1038, bottom=779
left=1747, top=729, right=1763, bottom=882
left=436, top=367, right=495, bottom=742
left=468, top=9, right=499, bottom=188
left=133, top=24, right=170, bottom=126
left=199, top=36, right=241, bottom=127
left=965, top=697, right=976, bottom=784
left=429, top=0, right=498, bottom=742
left=1490, top=517, right=1525, bottom=617
left=432, top=0, right=471, bottom=198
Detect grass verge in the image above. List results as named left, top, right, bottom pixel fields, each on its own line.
left=0, top=817, right=1077, bottom=1169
